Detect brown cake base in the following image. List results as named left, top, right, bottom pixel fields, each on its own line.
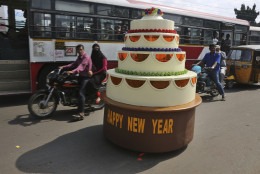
left=101, top=91, right=202, bottom=153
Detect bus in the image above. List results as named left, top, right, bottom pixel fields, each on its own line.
left=0, top=0, right=250, bottom=95
left=248, top=26, right=260, bottom=45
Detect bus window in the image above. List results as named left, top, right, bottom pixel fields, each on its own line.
left=181, top=27, right=201, bottom=45
left=33, top=13, right=51, bottom=38
left=204, top=20, right=220, bottom=30
left=183, top=17, right=203, bottom=27
left=55, top=0, right=94, bottom=14
left=98, top=19, right=129, bottom=41
left=97, top=5, right=129, bottom=18
left=190, top=28, right=202, bottom=45
left=99, top=19, right=114, bottom=40
left=32, top=0, right=51, bottom=9
left=76, top=17, right=94, bottom=39
left=131, top=9, right=142, bottom=19
left=55, top=15, right=76, bottom=38
left=163, top=14, right=182, bottom=25
left=203, top=30, right=213, bottom=45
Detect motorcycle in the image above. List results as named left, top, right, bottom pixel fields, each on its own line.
left=191, top=65, right=219, bottom=97
left=28, top=69, right=105, bottom=118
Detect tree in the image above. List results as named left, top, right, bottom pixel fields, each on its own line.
left=234, top=4, right=259, bottom=26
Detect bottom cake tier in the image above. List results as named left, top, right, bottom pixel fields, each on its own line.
left=106, top=69, right=197, bottom=107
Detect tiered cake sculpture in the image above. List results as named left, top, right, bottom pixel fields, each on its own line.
left=102, top=8, right=202, bottom=153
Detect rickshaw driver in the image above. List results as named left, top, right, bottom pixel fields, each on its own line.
left=194, top=44, right=226, bottom=101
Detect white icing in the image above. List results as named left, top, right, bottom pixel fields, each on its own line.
left=131, top=19, right=174, bottom=30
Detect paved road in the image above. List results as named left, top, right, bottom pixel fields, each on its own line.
left=0, top=84, right=260, bottom=174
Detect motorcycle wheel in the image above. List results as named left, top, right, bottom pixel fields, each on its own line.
left=210, top=89, right=219, bottom=97
left=28, top=91, right=58, bottom=118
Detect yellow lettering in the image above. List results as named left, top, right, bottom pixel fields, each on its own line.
left=152, top=119, right=158, bottom=134
left=112, top=112, right=116, bottom=125
left=163, top=119, right=168, bottom=134
left=133, top=117, right=138, bottom=132
left=138, top=118, right=145, bottom=133
left=119, top=114, right=123, bottom=128
left=128, top=116, right=132, bottom=131
left=115, top=113, right=120, bottom=127
left=157, top=119, right=163, bottom=134
left=168, top=119, right=173, bottom=133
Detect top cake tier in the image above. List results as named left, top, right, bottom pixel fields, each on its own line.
left=130, top=8, right=174, bottom=30
left=131, top=16, right=175, bottom=30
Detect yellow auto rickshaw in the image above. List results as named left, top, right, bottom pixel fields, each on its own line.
left=225, top=45, right=260, bottom=88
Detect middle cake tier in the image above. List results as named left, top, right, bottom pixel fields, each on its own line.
left=118, top=51, right=186, bottom=73
left=125, top=33, right=179, bottom=48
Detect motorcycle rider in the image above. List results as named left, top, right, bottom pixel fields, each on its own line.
left=59, top=44, right=93, bottom=120
left=90, top=43, right=107, bottom=104
left=194, top=44, right=226, bottom=101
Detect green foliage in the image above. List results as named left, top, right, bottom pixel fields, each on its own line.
left=115, top=68, right=188, bottom=76
left=234, top=3, right=259, bottom=25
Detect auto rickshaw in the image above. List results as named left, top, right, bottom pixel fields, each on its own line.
left=225, top=45, right=260, bottom=88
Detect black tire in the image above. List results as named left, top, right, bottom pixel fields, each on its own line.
left=38, top=64, right=59, bottom=89
left=210, top=89, right=219, bottom=97
left=28, top=91, right=58, bottom=118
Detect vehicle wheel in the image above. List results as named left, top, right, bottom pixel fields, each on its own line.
left=38, top=64, right=59, bottom=89
left=210, top=89, right=219, bottom=97
left=28, top=91, right=58, bottom=118
left=225, top=80, right=234, bottom=89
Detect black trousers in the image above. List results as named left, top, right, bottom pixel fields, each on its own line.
left=89, top=71, right=106, bottom=90
left=78, top=76, right=90, bottom=113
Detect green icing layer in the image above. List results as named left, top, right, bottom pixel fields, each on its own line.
left=115, top=68, right=188, bottom=76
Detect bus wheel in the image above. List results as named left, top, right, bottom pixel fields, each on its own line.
left=38, top=65, right=58, bottom=89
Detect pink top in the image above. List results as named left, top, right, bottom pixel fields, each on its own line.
left=62, top=52, right=92, bottom=77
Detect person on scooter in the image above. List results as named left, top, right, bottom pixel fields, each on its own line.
left=90, top=43, right=107, bottom=104
left=216, top=45, right=227, bottom=83
left=59, top=44, right=93, bottom=120
left=194, top=44, right=226, bottom=101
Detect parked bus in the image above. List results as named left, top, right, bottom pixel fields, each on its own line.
left=248, top=26, right=260, bottom=45
left=0, top=0, right=250, bottom=95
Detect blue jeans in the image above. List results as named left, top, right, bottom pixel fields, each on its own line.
left=208, top=70, right=225, bottom=95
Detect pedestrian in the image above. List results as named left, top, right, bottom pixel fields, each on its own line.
left=194, top=44, right=226, bottom=101
left=240, top=35, right=247, bottom=45
left=216, top=45, right=227, bottom=83
left=59, top=44, right=93, bottom=120
left=212, top=31, right=218, bottom=45
left=223, top=34, right=231, bottom=55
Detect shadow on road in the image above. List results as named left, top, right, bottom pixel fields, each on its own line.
left=16, top=125, right=187, bottom=174
left=224, top=83, right=260, bottom=94
left=0, top=94, right=31, bottom=107
left=198, top=83, right=260, bottom=103
left=8, top=109, right=94, bottom=126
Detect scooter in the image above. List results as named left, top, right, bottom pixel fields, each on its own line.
left=28, top=69, right=105, bottom=118
left=191, top=65, right=219, bottom=97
